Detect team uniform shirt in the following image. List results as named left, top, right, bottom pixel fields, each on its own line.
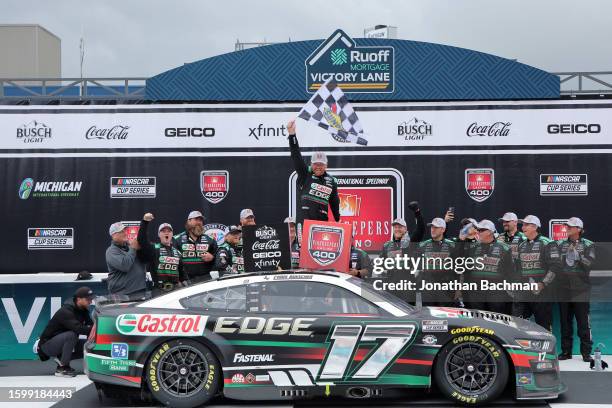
left=150, top=243, right=184, bottom=287
left=214, top=242, right=244, bottom=275
left=173, top=232, right=218, bottom=280
left=557, top=237, right=595, bottom=294
left=349, top=247, right=371, bottom=278
left=290, top=239, right=301, bottom=269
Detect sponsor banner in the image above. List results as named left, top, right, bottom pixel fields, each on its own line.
left=465, top=168, right=494, bottom=203
left=110, top=177, right=156, bottom=198
left=540, top=174, right=588, bottom=196
left=1, top=101, right=612, bottom=149
left=549, top=219, right=570, bottom=241
left=305, top=29, right=395, bottom=93
left=115, top=313, right=208, bottom=336
left=290, top=168, right=403, bottom=253
left=201, top=170, right=229, bottom=204
left=18, top=178, right=82, bottom=200
left=27, top=228, right=74, bottom=250
left=299, top=220, right=352, bottom=273
left=243, top=223, right=291, bottom=272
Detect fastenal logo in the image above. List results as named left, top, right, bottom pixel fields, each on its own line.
left=201, top=170, right=229, bottom=204
left=27, top=228, right=74, bottom=250
left=549, top=219, right=569, bottom=241
left=18, top=178, right=83, bottom=199
left=16, top=120, right=52, bottom=143
left=397, top=118, right=433, bottom=141
left=110, top=177, right=157, bottom=198
left=306, top=29, right=394, bottom=93
left=115, top=314, right=208, bottom=336
left=540, top=174, right=588, bottom=196
left=465, top=169, right=494, bottom=203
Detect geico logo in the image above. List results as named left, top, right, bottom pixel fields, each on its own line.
left=164, top=128, right=215, bottom=137
left=116, top=314, right=207, bottom=336
left=547, top=124, right=601, bottom=134
left=214, top=316, right=316, bottom=336
left=252, top=251, right=281, bottom=258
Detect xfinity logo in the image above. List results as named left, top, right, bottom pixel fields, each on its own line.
left=233, top=353, right=275, bottom=363
left=248, top=124, right=287, bottom=140
left=165, top=128, right=215, bottom=137
left=547, top=124, right=601, bottom=134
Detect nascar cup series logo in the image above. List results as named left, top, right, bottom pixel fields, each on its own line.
left=27, top=228, right=74, bottom=250
left=308, top=225, right=344, bottom=266
left=110, top=177, right=156, bottom=198
left=465, top=168, right=494, bottom=203
left=200, top=170, right=229, bottom=204
left=116, top=314, right=208, bottom=336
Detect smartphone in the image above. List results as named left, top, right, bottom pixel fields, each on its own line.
left=448, top=206, right=455, bottom=214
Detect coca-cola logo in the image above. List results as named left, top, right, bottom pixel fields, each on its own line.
left=252, top=240, right=280, bottom=250
left=86, top=125, right=130, bottom=140
left=466, top=122, right=511, bottom=137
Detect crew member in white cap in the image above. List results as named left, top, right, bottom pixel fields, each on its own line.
left=284, top=216, right=300, bottom=268
left=105, top=219, right=147, bottom=296
left=240, top=208, right=256, bottom=227
left=380, top=201, right=425, bottom=261
left=287, top=119, right=340, bottom=243
left=557, top=217, right=596, bottom=361
left=173, top=210, right=217, bottom=282
left=414, top=217, right=459, bottom=306
left=497, top=212, right=526, bottom=262
left=464, top=220, right=514, bottom=313
left=513, top=215, right=562, bottom=331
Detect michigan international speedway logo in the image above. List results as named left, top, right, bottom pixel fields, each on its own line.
left=306, top=29, right=394, bottom=93
left=18, top=178, right=34, bottom=199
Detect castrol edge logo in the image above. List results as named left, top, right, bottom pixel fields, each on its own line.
left=116, top=314, right=208, bottom=336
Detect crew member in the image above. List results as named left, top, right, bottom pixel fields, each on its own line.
left=497, top=212, right=526, bottom=263
left=105, top=221, right=147, bottom=296
left=240, top=209, right=256, bottom=226
left=557, top=217, right=595, bottom=361
left=37, top=287, right=94, bottom=377
left=214, top=225, right=244, bottom=275
left=174, top=211, right=217, bottom=282
left=285, top=216, right=301, bottom=268
left=513, top=215, right=562, bottom=331
left=287, top=119, right=340, bottom=242
left=414, top=217, right=459, bottom=306
left=465, top=220, right=513, bottom=313
left=349, top=237, right=372, bottom=278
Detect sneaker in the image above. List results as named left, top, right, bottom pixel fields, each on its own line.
left=55, top=365, right=77, bottom=377
left=558, top=353, right=572, bottom=360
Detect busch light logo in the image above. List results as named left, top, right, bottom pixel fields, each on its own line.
left=255, top=226, right=277, bottom=239
left=308, top=225, right=344, bottom=266
left=111, top=343, right=129, bottom=359
left=465, top=169, right=495, bottom=203
left=397, top=118, right=433, bottom=141
left=16, top=120, right=52, bottom=143
left=306, top=29, right=394, bottom=93
left=116, top=314, right=137, bottom=334
left=19, top=178, right=34, bottom=200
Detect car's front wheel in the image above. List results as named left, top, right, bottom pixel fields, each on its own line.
left=434, top=335, right=509, bottom=405
left=146, top=339, right=221, bottom=408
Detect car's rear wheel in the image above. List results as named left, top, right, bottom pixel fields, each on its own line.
left=434, top=335, right=509, bottom=405
left=146, top=339, right=221, bottom=408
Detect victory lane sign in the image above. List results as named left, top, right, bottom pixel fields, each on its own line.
left=242, top=224, right=291, bottom=272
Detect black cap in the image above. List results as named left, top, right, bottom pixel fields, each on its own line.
left=74, top=286, right=94, bottom=299
left=227, top=225, right=242, bottom=234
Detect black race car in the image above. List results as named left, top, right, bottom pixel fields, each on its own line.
left=85, top=271, right=565, bottom=407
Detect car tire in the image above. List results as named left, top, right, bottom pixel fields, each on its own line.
left=434, top=335, right=509, bottom=405
left=146, top=339, right=221, bottom=408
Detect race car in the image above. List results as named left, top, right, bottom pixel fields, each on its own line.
left=85, top=271, right=566, bottom=407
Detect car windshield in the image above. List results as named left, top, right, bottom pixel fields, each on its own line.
left=343, top=276, right=415, bottom=313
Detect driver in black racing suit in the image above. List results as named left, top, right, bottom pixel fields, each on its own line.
left=287, top=119, right=340, bottom=242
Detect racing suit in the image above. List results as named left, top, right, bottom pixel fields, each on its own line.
left=173, top=231, right=218, bottom=282
left=512, top=235, right=562, bottom=331
left=150, top=243, right=186, bottom=293
left=289, top=133, right=340, bottom=235
left=290, top=239, right=301, bottom=269
left=557, top=237, right=595, bottom=357
left=465, top=240, right=514, bottom=314
left=214, top=241, right=244, bottom=275
left=414, top=238, right=458, bottom=306
left=349, top=246, right=371, bottom=278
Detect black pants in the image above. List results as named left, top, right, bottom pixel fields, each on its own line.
left=40, top=331, right=85, bottom=366
left=559, top=301, right=592, bottom=356
left=512, top=302, right=553, bottom=331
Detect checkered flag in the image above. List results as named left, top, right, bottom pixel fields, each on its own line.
left=298, top=79, right=368, bottom=146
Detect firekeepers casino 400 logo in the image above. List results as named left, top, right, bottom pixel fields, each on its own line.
left=289, top=169, right=404, bottom=253
left=549, top=219, right=570, bottom=241
left=465, top=168, right=495, bottom=203
left=201, top=170, right=229, bottom=204
left=308, top=225, right=344, bottom=266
